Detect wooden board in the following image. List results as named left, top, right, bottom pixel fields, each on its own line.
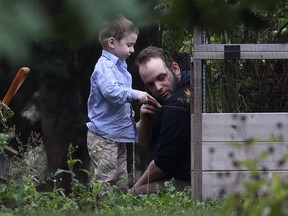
left=191, top=113, right=288, bottom=200
left=194, top=44, right=288, bottom=52
left=193, top=44, right=288, bottom=60
left=193, top=52, right=288, bottom=59
left=201, top=171, right=288, bottom=201
left=192, top=113, right=288, bottom=142
left=202, top=142, right=288, bottom=170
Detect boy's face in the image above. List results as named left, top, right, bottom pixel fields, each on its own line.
left=110, top=32, right=138, bottom=61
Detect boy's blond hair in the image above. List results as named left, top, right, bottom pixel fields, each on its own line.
left=98, top=15, right=139, bottom=49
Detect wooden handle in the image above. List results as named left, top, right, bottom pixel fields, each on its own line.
left=2, top=67, right=30, bottom=106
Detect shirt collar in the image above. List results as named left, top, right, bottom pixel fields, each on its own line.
left=102, top=50, right=127, bottom=67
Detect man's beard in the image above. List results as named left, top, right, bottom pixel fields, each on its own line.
left=157, top=72, right=180, bottom=104
left=171, top=71, right=180, bottom=92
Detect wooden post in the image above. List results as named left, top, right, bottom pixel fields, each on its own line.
left=191, top=27, right=203, bottom=200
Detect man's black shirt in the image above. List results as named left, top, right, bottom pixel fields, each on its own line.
left=151, top=70, right=191, bottom=181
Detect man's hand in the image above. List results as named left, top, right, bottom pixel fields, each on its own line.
left=140, top=103, right=158, bottom=117
left=136, top=102, right=158, bottom=146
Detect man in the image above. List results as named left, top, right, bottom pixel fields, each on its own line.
left=132, top=46, right=191, bottom=194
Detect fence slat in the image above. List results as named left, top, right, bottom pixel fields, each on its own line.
left=202, top=170, right=288, bottom=200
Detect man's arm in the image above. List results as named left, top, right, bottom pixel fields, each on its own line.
left=133, top=160, right=166, bottom=188
left=136, top=103, right=158, bottom=146
left=136, top=118, right=152, bottom=146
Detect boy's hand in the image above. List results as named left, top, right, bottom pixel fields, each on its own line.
left=137, top=91, right=149, bottom=103
left=147, top=97, right=160, bottom=108
left=137, top=91, right=160, bottom=108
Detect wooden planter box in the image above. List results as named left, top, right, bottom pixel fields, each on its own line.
left=0, top=146, right=18, bottom=184
left=191, top=112, right=288, bottom=201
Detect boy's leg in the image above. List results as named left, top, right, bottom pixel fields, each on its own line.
left=116, top=143, right=128, bottom=190
left=87, top=130, right=128, bottom=190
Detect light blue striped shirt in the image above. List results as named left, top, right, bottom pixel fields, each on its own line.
left=86, top=50, right=139, bottom=143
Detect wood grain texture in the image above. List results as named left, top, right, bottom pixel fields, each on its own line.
left=201, top=171, right=288, bottom=201
left=191, top=113, right=288, bottom=200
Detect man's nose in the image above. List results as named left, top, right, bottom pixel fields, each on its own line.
left=155, top=82, right=162, bottom=91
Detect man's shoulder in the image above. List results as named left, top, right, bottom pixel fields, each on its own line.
left=181, top=70, right=190, bottom=83
left=164, top=87, right=190, bottom=110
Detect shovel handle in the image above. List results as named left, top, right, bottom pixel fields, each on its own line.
left=2, top=67, right=30, bottom=106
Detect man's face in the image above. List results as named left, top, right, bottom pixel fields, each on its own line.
left=139, top=57, right=179, bottom=101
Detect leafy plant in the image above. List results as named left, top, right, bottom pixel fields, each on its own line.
left=155, top=0, right=288, bottom=113
left=216, top=117, right=288, bottom=216
left=0, top=102, right=14, bottom=152
left=0, top=139, right=223, bottom=215
left=219, top=146, right=288, bottom=216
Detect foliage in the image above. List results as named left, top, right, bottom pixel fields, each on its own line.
left=203, top=1, right=288, bottom=112
left=2, top=1, right=288, bottom=215
left=155, top=0, right=288, bottom=113
left=4, top=116, right=288, bottom=216
left=0, top=0, right=48, bottom=62
left=6, top=134, right=288, bottom=216
left=0, top=141, right=222, bottom=215
left=155, top=0, right=287, bottom=32
left=219, top=139, right=288, bottom=216
left=0, top=102, right=14, bottom=152
left=155, top=0, right=288, bottom=51
left=0, top=0, right=149, bottom=63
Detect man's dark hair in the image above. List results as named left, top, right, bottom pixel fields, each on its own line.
left=136, top=46, right=174, bottom=70
left=136, top=46, right=190, bottom=71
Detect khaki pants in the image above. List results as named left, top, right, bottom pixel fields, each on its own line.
left=87, top=130, right=128, bottom=191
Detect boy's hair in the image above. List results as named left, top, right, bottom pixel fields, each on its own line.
left=98, top=15, right=139, bottom=49
left=136, top=46, right=174, bottom=70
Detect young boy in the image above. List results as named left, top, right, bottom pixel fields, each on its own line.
left=86, top=15, right=153, bottom=191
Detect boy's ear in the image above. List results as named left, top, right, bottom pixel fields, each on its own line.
left=107, top=37, right=115, bottom=48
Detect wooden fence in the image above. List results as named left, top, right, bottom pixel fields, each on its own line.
left=191, top=28, right=288, bottom=201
